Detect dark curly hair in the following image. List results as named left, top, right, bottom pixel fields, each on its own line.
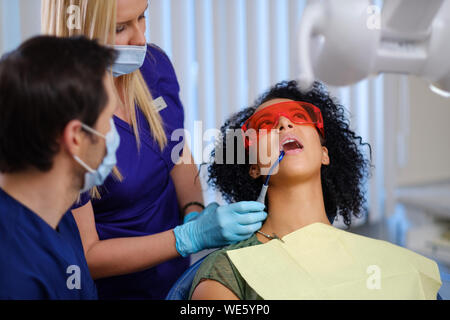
left=208, top=80, right=372, bottom=227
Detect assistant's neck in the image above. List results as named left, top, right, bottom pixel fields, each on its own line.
left=258, top=173, right=331, bottom=241
left=0, top=160, right=80, bottom=230
left=113, top=78, right=131, bottom=124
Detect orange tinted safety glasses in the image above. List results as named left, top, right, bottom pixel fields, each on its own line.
left=241, top=101, right=325, bottom=148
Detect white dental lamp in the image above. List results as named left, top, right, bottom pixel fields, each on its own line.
left=297, top=0, right=450, bottom=98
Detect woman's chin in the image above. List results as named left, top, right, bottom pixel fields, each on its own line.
left=274, top=160, right=321, bottom=182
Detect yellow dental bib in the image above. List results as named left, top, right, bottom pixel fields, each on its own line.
left=227, top=223, right=441, bottom=300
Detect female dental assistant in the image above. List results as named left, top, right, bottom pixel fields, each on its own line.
left=42, top=0, right=267, bottom=300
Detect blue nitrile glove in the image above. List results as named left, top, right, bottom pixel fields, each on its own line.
left=183, top=211, right=200, bottom=224
left=173, top=201, right=267, bottom=257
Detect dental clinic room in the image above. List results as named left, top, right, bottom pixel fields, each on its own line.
left=0, top=0, right=449, bottom=305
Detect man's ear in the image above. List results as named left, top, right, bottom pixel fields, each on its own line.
left=249, top=164, right=261, bottom=179
left=62, top=120, right=83, bottom=156
left=322, top=146, right=330, bottom=166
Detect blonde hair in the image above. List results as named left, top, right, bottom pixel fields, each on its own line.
left=42, top=0, right=168, bottom=198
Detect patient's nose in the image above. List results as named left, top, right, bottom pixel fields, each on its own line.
left=277, top=116, right=294, bottom=132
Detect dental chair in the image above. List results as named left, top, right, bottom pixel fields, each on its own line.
left=165, top=255, right=208, bottom=300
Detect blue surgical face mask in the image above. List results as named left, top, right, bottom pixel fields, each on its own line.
left=111, top=44, right=148, bottom=77
left=74, top=119, right=121, bottom=193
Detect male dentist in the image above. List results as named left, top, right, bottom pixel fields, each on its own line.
left=0, top=36, right=118, bottom=299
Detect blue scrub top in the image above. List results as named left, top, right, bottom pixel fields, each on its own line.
left=73, top=44, right=189, bottom=300
left=0, top=188, right=97, bottom=300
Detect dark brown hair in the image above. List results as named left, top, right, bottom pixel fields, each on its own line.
left=0, top=35, right=117, bottom=173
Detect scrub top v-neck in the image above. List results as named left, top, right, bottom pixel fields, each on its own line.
left=0, top=187, right=97, bottom=300
left=73, top=44, right=189, bottom=300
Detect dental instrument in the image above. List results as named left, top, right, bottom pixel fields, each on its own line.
left=256, top=150, right=286, bottom=204
left=255, top=150, right=286, bottom=243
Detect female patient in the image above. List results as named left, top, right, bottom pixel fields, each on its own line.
left=189, top=80, right=372, bottom=300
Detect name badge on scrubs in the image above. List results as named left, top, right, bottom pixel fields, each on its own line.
left=154, top=96, right=168, bottom=112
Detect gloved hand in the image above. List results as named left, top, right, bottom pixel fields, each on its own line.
left=173, top=201, right=267, bottom=257
left=183, top=211, right=200, bottom=224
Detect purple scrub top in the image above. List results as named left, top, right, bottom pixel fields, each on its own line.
left=73, top=44, right=189, bottom=300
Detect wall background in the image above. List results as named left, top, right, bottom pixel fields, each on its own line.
left=397, top=76, right=450, bottom=187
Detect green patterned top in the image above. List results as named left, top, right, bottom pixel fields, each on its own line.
left=189, top=234, right=264, bottom=300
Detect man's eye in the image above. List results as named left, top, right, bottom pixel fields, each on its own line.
left=139, top=14, right=146, bottom=21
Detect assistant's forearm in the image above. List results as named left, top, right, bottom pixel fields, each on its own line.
left=85, top=229, right=180, bottom=280
left=171, top=151, right=204, bottom=216
left=178, top=163, right=204, bottom=216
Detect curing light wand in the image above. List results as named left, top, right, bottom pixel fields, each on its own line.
left=256, top=150, right=285, bottom=204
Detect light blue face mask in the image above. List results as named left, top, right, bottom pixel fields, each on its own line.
left=74, top=119, right=121, bottom=193
left=111, top=44, right=148, bottom=77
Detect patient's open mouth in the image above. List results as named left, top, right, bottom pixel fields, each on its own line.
left=281, top=136, right=304, bottom=154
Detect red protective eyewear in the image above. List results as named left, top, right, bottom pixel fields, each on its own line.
left=241, top=101, right=325, bottom=148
